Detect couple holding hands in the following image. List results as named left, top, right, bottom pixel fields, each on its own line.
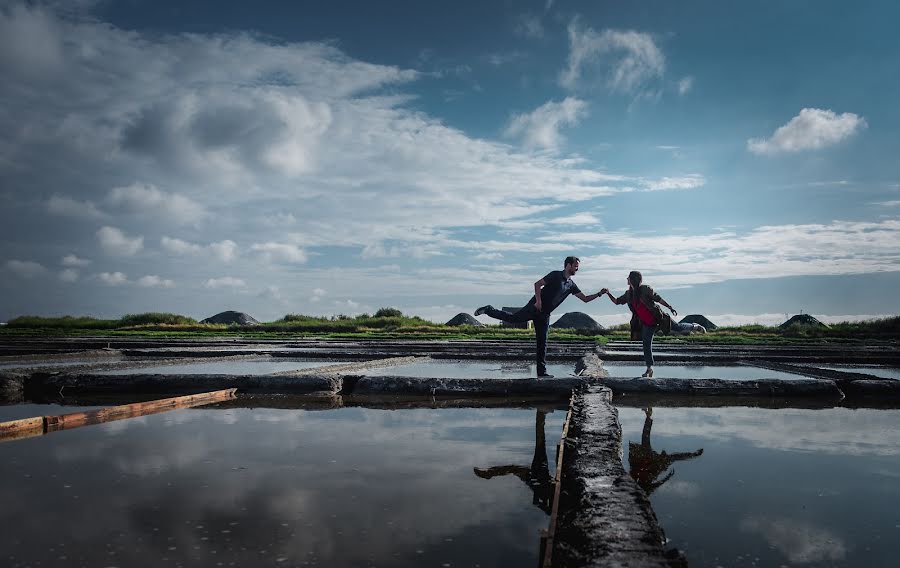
left=474, top=256, right=705, bottom=379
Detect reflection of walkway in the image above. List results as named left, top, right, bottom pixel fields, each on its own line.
left=629, top=408, right=704, bottom=495
left=473, top=410, right=553, bottom=514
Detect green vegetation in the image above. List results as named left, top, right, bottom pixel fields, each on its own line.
left=2, top=311, right=897, bottom=344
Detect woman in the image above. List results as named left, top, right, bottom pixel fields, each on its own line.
left=602, top=271, right=705, bottom=378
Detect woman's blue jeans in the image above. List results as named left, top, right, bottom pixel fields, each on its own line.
left=643, top=321, right=695, bottom=367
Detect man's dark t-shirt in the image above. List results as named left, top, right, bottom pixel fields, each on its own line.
left=529, top=270, right=581, bottom=314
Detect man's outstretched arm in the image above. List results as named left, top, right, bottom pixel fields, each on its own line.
left=574, top=290, right=604, bottom=303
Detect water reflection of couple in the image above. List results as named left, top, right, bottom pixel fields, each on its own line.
left=473, top=409, right=554, bottom=514
left=629, top=407, right=704, bottom=495
left=472, top=408, right=704, bottom=510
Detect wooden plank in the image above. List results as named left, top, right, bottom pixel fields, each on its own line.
left=0, top=416, right=45, bottom=442
left=542, top=393, right=575, bottom=568
left=0, top=389, right=236, bottom=442
left=44, top=389, right=237, bottom=432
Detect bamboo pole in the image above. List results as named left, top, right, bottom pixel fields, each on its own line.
left=541, top=392, right=575, bottom=568
left=0, top=388, right=237, bottom=442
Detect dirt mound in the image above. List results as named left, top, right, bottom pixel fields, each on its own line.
left=779, top=314, right=829, bottom=329
left=201, top=311, right=260, bottom=325
left=551, top=312, right=604, bottom=331
left=445, top=313, right=483, bottom=326
left=679, top=314, right=717, bottom=330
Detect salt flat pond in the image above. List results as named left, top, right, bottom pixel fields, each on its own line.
left=603, top=363, right=807, bottom=381
left=360, top=359, right=577, bottom=378
left=617, top=405, right=900, bottom=567
left=0, top=403, right=565, bottom=567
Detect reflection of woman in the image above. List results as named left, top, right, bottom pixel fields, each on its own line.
left=602, top=270, right=705, bottom=378
left=629, top=408, right=704, bottom=495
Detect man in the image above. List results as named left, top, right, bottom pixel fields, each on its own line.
left=474, top=256, right=603, bottom=378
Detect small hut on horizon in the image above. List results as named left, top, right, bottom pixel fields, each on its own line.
left=779, top=314, right=829, bottom=329
left=445, top=313, right=483, bottom=326
left=201, top=311, right=260, bottom=325
left=679, top=314, right=717, bottom=330
left=551, top=312, right=604, bottom=332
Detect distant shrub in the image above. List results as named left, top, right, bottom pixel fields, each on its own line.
left=374, top=307, right=403, bottom=318
left=118, top=313, right=197, bottom=326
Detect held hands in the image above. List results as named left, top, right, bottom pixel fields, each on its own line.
left=599, top=288, right=608, bottom=295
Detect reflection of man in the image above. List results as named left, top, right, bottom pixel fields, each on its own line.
left=475, top=257, right=602, bottom=378
left=629, top=408, right=704, bottom=495
left=473, top=410, right=553, bottom=514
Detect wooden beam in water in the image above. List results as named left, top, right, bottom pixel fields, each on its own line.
left=0, top=388, right=237, bottom=442
left=541, top=392, right=575, bottom=568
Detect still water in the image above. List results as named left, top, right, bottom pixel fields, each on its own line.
left=617, top=404, right=900, bottom=567
left=362, top=359, right=576, bottom=378
left=0, top=403, right=565, bottom=567
left=603, top=364, right=806, bottom=381
left=95, top=359, right=352, bottom=375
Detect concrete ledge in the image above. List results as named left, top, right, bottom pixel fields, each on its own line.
left=553, top=386, right=683, bottom=567
left=27, top=373, right=342, bottom=395
left=0, top=372, right=26, bottom=402
left=586, top=376, right=844, bottom=399
left=351, top=375, right=585, bottom=396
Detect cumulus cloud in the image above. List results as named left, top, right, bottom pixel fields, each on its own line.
left=551, top=212, right=601, bottom=225
left=677, top=76, right=693, bottom=95
left=560, top=22, right=665, bottom=94
left=5, top=259, right=47, bottom=278
left=96, top=226, right=143, bottom=256
left=747, top=108, right=867, bottom=155
left=59, top=268, right=79, bottom=282
left=136, top=274, right=175, bottom=288
left=538, top=219, right=900, bottom=287
left=106, top=183, right=208, bottom=225
left=97, top=271, right=127, bottom=286
left=311, top=288, right=327, bottom=303
left=61, top=254, right=90, bottom=267
left=204, top=276, right=246, bottom=289
left=504, top=97, right=588, bottom=151
left=250, top=242, right=307, bottom=264
left=161, top=237, right=238, bottom=263
left=46, top=195, right=104, bottom=219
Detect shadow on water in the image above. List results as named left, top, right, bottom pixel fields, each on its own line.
left=628, top=407, right=704, bottom=495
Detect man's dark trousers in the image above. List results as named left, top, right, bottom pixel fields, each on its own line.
left=483, top=305, right=551, bottom=375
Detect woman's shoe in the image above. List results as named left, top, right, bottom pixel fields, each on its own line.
left=641, top=368, right=654, bottom=378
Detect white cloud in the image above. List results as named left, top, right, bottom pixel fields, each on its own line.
left=209, top=240, right=238, bottom=263
left=136, top=274, right=175, bottom=288
left=61, top=254, right=90, bottom=267
left=263, top=212, right=297, bottom=226
left=160, top=236, right=203, bottom=255
left=204, top=276, right=246, bottom=289
left=538, top=219, right=900, bottom=287
left=59, top=268, right=79, bottom=282
left=504, top=97, right=588, bottom=151
left=258, top=285, right=284, bottom=302
left=876, top=200, right=900, bottom=207
left=748, top=108, right=867, bottom=155
left=560, top=22, right=665, bottom=94
left=514, top=13, right=544, bottom=39
left=311, top=288, right=327, bottom=303
left=97, top=271, right=127, bottom=286
left=5, top=259, right=47, bottom=278
left=251, top=242, right=307, bottom=264
left=677, top=76, right=693, bottom=95
left=46, top=194, right=104, bottom=219
left=161, top=237, right=238, bottom=263
left=551, top=212, right=601, bottom=225
left=107, top=183, right=207, bottom=225
left=96, top=226, right=143, bottom=256
left=643, top=175, right=705, bottom=191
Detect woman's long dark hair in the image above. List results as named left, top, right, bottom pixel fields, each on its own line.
left=628, top=270, right=643, bottom=289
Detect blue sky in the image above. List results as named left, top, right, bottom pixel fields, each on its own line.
left=1, top=0, right=898, bottom=326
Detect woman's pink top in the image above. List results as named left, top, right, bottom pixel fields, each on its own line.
left=632, top=298, right=656, bottom=326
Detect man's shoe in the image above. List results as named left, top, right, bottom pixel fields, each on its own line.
left=474, top=305, right=491, bottom=316
left=537, top=373, right=554, bottom=379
